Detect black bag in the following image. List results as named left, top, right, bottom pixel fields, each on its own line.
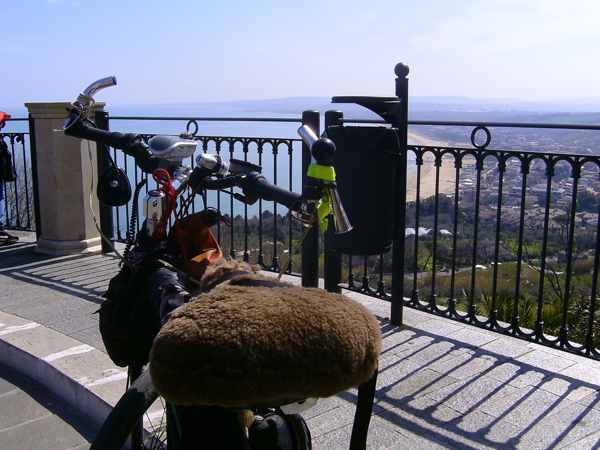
left=0, top=140, right=17, bottom=182
left=99, top=238, right=182, bottom=367
left=249, top=412, right=312, bottom=450
left=169, top=406, right=312, bottom=450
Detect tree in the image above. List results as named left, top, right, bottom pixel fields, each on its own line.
left=577, top=190, right=599, bottom=213
left=567, top=290, right=600, bottom=345
left=419, top=194, right=454, bottom=217
left=437, top=243, right=450, bottom=261
left=456, top=241, right=473, bottom=265
left=404, top=235, right=428, bottom=272
left=519, top=215, right=594, bottom=305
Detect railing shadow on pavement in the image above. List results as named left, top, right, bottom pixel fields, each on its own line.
left=0, top=241, right=119, bottom=305
left=327, top=317, right=600, bottom=449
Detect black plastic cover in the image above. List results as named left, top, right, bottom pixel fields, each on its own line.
left=325, top=126, right=401, bottom=255
left=97, top=166, right=132, bottom=207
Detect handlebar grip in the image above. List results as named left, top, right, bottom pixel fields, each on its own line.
left=65, top=121, right=159, bottom=173
left=200, top=172, right=303, bottom=211
left=240, top=172, right=302, bottom=210
left=65, top=121, right=137, bottom=150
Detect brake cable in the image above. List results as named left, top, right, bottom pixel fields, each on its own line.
left=277, top=198, right=318, bottom=279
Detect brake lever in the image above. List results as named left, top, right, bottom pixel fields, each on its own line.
left=217, top=189, right=252, bottom=205
left=64, top=76, right=117, bottom=131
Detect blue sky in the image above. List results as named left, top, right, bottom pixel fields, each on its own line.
left=2, top=0, right=600, bottom=107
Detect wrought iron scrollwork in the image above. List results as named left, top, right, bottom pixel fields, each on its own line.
left=470, top=125, right=492, bottom=149
left=186, top=120, right=199, bottom=136
left=352, top=138, right=599, bottom=359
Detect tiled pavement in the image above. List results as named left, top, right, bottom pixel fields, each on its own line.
left=0, top=362, right=95, bottom=450
left=0, top=231, right=599, bottom=449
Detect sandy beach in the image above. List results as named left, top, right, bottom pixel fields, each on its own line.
left=406, top=132, right=457, bottom=201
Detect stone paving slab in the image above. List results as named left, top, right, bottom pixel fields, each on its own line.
left=0, top=362, right=95, bottom=450
left=0, top=232, right=599, bottom=449
left=0, top=310, right=127, bottom=427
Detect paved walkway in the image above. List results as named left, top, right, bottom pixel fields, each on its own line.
left=0, top=231, right=599, bottom=449
left=0, top=362, right=95, bottom=449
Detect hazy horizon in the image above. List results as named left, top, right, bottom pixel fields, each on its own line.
left=109, top=95, right=600, bottom=108
left=4, top=94, right=600, bottom=117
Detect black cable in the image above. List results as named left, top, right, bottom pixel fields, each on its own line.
left=123, top=179, right=147, bottom=262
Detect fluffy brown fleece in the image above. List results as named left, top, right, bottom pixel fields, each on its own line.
left=197, top=258, right=262, bottom=292
left=149, top=259, right=381, bottom=407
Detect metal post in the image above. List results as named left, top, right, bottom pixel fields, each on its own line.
left=94, top=110, right=115, bottom=253
left=128, top=364, right=144, bottom=449
left=28, top=114, right=42, bottom=240
left=301, top=110, right=320, bottom=288
left=324, top=110, right=344, bottom=293
left=391, top=63, right=410, bottom=326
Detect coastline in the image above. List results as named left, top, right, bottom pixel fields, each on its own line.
left=406, top=132, right=456, bottom=200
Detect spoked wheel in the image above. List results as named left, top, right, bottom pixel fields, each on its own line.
left=90, top=368, right=169, bottom=449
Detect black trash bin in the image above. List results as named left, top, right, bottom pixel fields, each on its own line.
left=325, top=125, right=401, bottom=256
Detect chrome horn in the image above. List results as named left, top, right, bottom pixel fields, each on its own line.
left=297, top=125, right=352, bottom=234
left=329, top=185, right=353, bottom=234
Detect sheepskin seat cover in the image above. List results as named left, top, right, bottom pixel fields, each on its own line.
left=149, top=262, right=381, bottom=407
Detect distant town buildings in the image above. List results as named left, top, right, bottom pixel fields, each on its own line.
left=436, top=153, right=600, bottom=234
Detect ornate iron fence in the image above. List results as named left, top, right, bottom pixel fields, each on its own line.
left=0, top=118, right=36, bottom=232
left=322, top=64, right=600, bottom=360
left=100, top=111, right=321, bottom=284
left=332, top=133, right=600, bottom=360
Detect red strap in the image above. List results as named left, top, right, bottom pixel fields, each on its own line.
left=151, top=168, right=189, bottom=265
left=0, top=112, right=11, bottom=130
left=206, top=207, right=232, bottom=227
left=151, top=169, right=174, bottom=239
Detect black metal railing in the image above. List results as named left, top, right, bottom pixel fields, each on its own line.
left=404, top=138, right=600, bottom=360
left=0, top=117, right=36, bottom=232
left=100, top=110, right=321, bottom=287
left=316, top=65, right=600, bottom=359
left=320, top=65, right=600, bottom=360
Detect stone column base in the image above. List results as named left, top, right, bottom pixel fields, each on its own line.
left=26, top=102, right=106, bottom=251
left=35, top=237, right=102, bottom=256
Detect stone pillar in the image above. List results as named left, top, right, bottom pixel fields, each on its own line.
left=25, top=102, right=106, bottom=255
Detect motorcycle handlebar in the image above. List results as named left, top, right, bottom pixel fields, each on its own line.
left=240, top=172, right=303, bottom=210
left=201, top=172, right=304, bottom=211
left=64, top=120, right=160, bottom=174
left=64, top=120, right=135, bottom=149
left=62, top=77, right=347, bottom=228
left=64, top=117, right=306, bottom=210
